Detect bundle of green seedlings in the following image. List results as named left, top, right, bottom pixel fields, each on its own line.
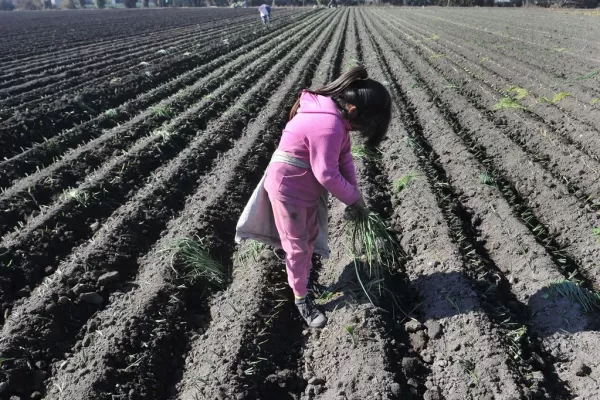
left=347, top=208, right=400, bottom=301
left=548, top=279, right=600, bottom=313
left=351, top=145, right=381, bottom=160
left=165, top=236, right=226, bottom=289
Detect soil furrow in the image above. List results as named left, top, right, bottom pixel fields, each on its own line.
left=403, top=10, right=600, bottom=92
left=361, top=9, right=544, bottom=399
left=364, top=11, right=600, bottom=398
left=174, top=13, right=340, bottom=399
left=0, top=12, right=300, bottom=106
left=0, top=11, right=319, bottom=189
left=366, top=10, right=600, bottom=290
left=0, top=9, right=260, bottom=65
left=0, top=13, right=270, bottom=91
left=0, top=10, right=328, bottom=237
left=381, top=12, right=600, bottom=186
left=0, top=19, right=254, bottom=98
left=414, top=8, right=600, bottom=52
left=392, top=12, right=600, bottom=127
left=0, top=16, right=328, bottom=326
left=0, top=19, right=330, bottom=397
left=0, top=10, right=319, bottom=160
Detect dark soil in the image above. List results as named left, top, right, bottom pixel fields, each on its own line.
left=0, top=7, right=598, bottom=400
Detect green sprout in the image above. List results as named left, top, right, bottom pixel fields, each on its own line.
left=234, top=240, right=266, bottom=265
left=506, top=326, right=527, bottom=361
left=351, top=145, right=381, bottom=160
left=155, top=128, right=174, bottom=141
left=394, top=173, right=418, bottom=193
left=493, top=97, right=526, bottom=110
left=63, top=188, right=90, bottom=206
left=539, top=92, right=571, bottom=104
left=151, top=106, right=172, bottom=118
left=104, top=109, right=118, bottom=118
left=459, top=359, right=480, bottom=387
left=479, top=173, right=496, bottom=186
left=508, top=85, right=529, bottom=100
left=345, top=325, right=356, bottom=346
left=165, top=236, right=226, bottom=288
left=429, top=53, right=445, bottom=61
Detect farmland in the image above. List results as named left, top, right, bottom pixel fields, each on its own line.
left=1, top=6, right=600, bottom=400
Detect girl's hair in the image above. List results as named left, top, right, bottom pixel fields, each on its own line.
left=289, top=66, right=392, bottom=145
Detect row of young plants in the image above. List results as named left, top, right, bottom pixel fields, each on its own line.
left=0, top=10, right=317, bottom=160
left=0, top=8, right=253, bottom=64
left=42, top=11, right=339, bottom=399
left=0, top=12, right=266, bottom=95
left=354, top=12, right=536, bottom=398
left=373, top=10, right=600, bottom=289
left=0, top=8, right=325, bottom=241
left=0, top=9, right=331, bottom=334
left=364, top=9, right=600, bottom=397
left=391, top=11, right=600, bottom=158
left=0, top=9, right=314, bottom=189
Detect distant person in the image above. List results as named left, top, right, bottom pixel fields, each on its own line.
left=327, top=0, right=337, bottom=7
left=258, top=4, right=271, bottom=27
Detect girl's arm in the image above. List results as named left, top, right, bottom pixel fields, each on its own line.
left=307, top=128, right=361, bottom=206
left=339, top=135, right=358, bottom=186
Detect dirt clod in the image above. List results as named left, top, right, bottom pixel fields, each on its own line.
left=409, top=330, right=428, bottom=351
left=79, top=292, right=103, bottom=305
left=97, top=271, right=120, bottom=286
left=305, top=384, right=315, bottom=396
left=402, top=357, right=423, bottom=375
left=308, top=377, right=325, bottom=385
left=45, top=302, right=57, bottom=313
left=405, top=319, right=423, bottom=333
left=72, top=283, right=92, bottom=295
left=424, top=320, right=443, bottom=339
left=423, top=386, right=442, bottom=400
left=571, top=360, right=591, bottom=377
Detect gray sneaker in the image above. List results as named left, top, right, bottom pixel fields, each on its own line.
left=295, top=296, right=327, bottom=328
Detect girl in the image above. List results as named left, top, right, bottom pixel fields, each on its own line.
left=236, top=67, right=391, bottom=328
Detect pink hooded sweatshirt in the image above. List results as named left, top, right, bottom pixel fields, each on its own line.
left=265, top=91, right=361, bottom=207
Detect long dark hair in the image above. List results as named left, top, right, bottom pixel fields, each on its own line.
left=289, top=66, right=391, bottom=145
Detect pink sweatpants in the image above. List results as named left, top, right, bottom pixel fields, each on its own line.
left=270, top=198, right=319, bottom=297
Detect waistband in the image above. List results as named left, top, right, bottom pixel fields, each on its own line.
left=269, top=150, right=310, bottom=169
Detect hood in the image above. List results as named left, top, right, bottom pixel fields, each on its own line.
left=297, top=91, right=352, bottom=130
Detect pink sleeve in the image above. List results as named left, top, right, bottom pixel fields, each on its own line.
left=307, top=128, right=361, bottom=206
left=339, top=134, right=358, bottom=186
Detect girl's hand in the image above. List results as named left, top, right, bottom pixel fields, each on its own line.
left=344, top=195, right=366, bottom=220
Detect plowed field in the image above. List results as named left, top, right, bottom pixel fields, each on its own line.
left=1, top=6, right=599, bottom=400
